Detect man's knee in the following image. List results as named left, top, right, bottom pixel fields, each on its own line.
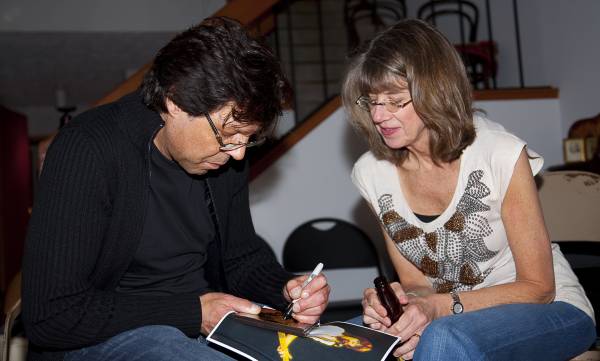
left=128, top=325, right=188, bottom=341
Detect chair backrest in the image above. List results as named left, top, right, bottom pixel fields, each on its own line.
left=538, top=171, right=600, bottom=242
left=344, top=0, right=406, bottom=51
left=283, top=218, right=380, bottom=271
left=283, top=218, right=381, bottom=304
left=417, top=0, right=479, bottom=43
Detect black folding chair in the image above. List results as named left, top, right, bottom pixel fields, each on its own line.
left=283, top=218, right=382, bottom=322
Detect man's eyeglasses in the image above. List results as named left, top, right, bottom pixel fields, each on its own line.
left=355, top=96, right=413, bottom=113
left=205, top=112, right=266, bottom=151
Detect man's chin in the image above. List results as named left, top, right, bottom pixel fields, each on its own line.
left=179, top=164, right=210, bottom=175
left=180, top=160, right=227, bottom=175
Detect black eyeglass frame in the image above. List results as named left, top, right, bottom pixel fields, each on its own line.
left=204, top=112, right=266, bottom=151
left=355, top=96, right=413, bottom=113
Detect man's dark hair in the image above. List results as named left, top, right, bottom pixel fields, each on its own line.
left=141, top=17, right=290, bottom=131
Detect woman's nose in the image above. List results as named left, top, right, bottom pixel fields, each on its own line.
left=370, top=104, right=390, bottom=124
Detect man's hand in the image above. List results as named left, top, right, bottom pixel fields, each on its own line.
left=283, top=274, right=330, bottom=324
left=199, top=292, right=261, bottom=335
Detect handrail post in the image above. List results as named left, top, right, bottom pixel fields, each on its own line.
left=316, top=0, right=329, bottom=100
left=284, top=0, right=299, bottom=125
left=512, top=0, right=525, bottom=88
left=484, top=0, right=497, bottom=89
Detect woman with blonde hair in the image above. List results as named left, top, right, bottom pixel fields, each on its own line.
left=343, top=19, right=595, bottom=360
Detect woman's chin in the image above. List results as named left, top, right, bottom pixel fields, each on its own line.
left=382, top=137, right=408, bottom=150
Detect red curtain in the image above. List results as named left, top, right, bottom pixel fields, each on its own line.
left=0, top=106, right=32, bottom=292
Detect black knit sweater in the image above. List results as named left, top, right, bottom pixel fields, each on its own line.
left=22, top=92, right=293, bottom=360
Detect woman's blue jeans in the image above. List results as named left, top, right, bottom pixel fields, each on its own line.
left=416, top=302, right=596, bottom=360
left=63, top=325, right=238, bottom=361
left=354, top=301, right=596, bottom=361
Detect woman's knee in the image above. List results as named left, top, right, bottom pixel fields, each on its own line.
left=421, top=317, right=463, bottom=343
left=415, top=317, right=483, bottom=361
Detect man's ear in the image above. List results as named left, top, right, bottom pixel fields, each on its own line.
left=165, top=98, right=184, bottom=116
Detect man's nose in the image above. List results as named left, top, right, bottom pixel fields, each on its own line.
left=225, top=147, right=246, bottom=160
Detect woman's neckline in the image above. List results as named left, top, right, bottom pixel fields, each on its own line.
left=393, top=147, right=469, bottom=230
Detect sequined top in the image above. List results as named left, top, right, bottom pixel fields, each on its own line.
left=351, top=116, right=594, bottom=320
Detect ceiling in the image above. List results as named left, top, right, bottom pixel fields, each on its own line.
left=0, top=31, right=175, bottom=109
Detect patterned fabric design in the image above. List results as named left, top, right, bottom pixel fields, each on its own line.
left=378, top=170, right=497, bottom=292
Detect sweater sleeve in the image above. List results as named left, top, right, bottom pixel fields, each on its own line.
left=22, top=126, right=202, bottom=350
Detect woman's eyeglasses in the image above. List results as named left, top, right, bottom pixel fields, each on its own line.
left=355, top=96, right=413, bottom=113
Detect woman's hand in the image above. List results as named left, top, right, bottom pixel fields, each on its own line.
left=390, top=294, right=435, bottom=360
left=362, top=283, right=437, bottom=360
left=362, top=281, right=408, bottom=331
left=393, top=333, right=422, bottom=360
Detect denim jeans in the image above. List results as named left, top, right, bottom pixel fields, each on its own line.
left=63, top=325, right=238, bottom=361
left=351, top=301, right=596, bottom=361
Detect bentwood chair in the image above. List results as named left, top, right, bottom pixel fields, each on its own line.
left=417, top=0, right=496, bottom=89
left=1, top=272, right=26, bottom=361
left=538, top=171, right=600, bottom=359
left=344, top=0, right=406, bottom=52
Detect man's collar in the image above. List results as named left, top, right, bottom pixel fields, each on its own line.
left=115, top=90, right=164, bottom=152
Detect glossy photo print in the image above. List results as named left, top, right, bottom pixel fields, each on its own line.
left=207, top=311, right=400, bottom=361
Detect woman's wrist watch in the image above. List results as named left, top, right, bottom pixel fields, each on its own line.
left=450, top=291, right=464, bottom=314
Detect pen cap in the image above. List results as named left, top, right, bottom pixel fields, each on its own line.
left=374, top=276, right=402, bottom=323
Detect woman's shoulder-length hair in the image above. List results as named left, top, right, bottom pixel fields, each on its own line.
left=342, top=19, right=476, bottom=165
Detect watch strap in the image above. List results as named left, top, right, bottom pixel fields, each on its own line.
left=450, top=291, right=463, bottom=314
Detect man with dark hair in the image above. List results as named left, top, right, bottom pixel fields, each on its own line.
left=22, top=17, right=329, bottom=360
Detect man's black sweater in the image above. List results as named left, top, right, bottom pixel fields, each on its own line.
left=22, top=92, right=293, bottom=360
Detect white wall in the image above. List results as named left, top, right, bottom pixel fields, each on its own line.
left=513, top=1, right=600, bottom=135
left=475, top=99, right=563, bottom=168
left=0, top=0, right=225, bottom=32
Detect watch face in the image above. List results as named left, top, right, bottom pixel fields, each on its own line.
left=453, top=302, right=464, bottom=314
